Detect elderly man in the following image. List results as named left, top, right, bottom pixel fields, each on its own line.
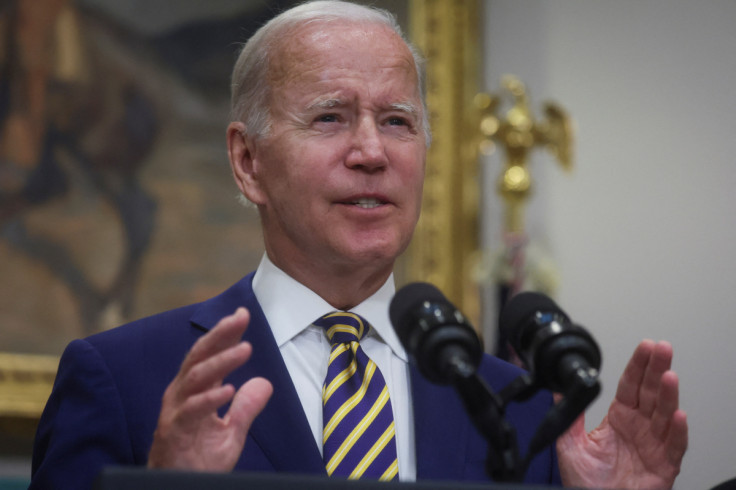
left=31, top=1, right=688, bottom=489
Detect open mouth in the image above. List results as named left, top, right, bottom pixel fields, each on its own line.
left=349, top=197, right=386, bottom=209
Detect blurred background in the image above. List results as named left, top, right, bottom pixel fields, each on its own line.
left=480, top=3, right=736, bottom=489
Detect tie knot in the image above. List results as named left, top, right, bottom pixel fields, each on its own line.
left=314, top=311, right=369, bottom=344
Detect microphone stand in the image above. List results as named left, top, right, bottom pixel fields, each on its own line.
left=522, top=362, right=600, bottom=467
left=447, top=354, right=525, bottom=482
left=446, top=354, right=600, bottom=483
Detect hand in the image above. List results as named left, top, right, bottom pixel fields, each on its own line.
left=148, top=308, right=273, bottom=471
left=556, top=340, right=688, bottom=489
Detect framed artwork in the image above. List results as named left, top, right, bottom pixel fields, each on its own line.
left=0, top=0, right=298, bottom=449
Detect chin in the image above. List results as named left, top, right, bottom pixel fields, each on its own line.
left=333, top=227, right=412, bottom=264
left=344, top=242, right=405, bottom=267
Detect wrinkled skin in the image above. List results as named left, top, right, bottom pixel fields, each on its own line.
left=557, top=340, right=688, bottom=489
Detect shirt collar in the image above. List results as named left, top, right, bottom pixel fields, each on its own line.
left=252, top=254, right=408, bottom=362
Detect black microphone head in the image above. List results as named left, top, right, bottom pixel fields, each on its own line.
left=500, top=291, right=601, bottom=392
left=500, top=291, right=569, bottom=344
left=389, top=282, right=446, bottom=340
left=390, top=282, right=481, bottom=384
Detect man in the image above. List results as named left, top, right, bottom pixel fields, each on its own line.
left=31, top=1, right=688, bottom=488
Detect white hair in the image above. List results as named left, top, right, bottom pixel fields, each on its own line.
left=229, top=0, right=431, bottom=144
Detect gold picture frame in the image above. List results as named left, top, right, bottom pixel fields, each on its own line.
left=405, top=0, right=482, bottom=324
left=0, top=353, right=58, bottom=419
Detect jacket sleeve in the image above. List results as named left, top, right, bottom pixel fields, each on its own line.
left=31, top=339, right=137, bottom=490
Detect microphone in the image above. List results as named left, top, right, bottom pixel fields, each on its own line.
left=500, top=292, right=601, bottom=393
left=389, top=282, right=482, bottom=384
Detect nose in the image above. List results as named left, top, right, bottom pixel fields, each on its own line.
left=345, top=116, right=388, bottom=172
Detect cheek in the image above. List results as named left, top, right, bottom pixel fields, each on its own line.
left=396, top=148, right=426, bottom=191
left=256, top=143, right=302, bottom=197
left=265, top=160, right=324, bottom=218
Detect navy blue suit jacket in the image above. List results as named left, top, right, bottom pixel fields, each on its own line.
left=31, top=273, right=561, bottom=489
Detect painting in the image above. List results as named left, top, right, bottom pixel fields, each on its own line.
left=0, top=0, right=314, bottom=358
left=0, top=0, right=318, bottom=462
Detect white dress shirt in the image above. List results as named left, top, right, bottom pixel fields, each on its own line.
left=251, top=254, right=416, bottom=481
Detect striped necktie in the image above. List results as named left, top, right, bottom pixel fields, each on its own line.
left=314, top=311, right=399, bottom=480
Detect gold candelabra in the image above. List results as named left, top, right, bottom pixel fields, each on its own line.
left=475, top=75, right=574, bottom=233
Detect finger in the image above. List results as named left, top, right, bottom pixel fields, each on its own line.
left=638, top=341, right=673, bottom=417
left=666, top=409, right=689, bottom=466
left=181, top=308, right=251, bottom=372
left=226, top=377, right=273, bottom=437
left=615, top=339, right=656, bottom=408
left=174, top=384, right=237, bottom=431
left=649, top=370, right=679, bottom=439
left=176, top=341, right=254, bottom=400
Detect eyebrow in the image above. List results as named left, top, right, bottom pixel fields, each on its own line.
left=306, top=98, right=346, bottom=112
left=305, top=98, right=420, bottom=119
left=388, top=102, right=420, bottom=119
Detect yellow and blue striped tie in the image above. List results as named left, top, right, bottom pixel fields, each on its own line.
left=315, top=311, right=399, bottom=480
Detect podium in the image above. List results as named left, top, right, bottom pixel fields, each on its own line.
left=95, top=467, right=554, bottom=490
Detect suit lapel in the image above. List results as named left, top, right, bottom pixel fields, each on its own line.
left=410, top=365, right=470, bottom=481
left=238, top=301, right=325, bottom=473
left=189, top=275, right=325, bottom=474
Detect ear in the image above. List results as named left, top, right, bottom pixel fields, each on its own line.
left=227, top=121, right=267, bottom=205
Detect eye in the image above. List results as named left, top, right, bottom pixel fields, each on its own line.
left=315, top=114, right=339, bottom=123
left=384, top=115, right=418, bottom=135
left=387, top=116, right=408, bottom=126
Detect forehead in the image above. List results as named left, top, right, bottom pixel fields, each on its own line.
left=268, top=21, right=419, bottom=102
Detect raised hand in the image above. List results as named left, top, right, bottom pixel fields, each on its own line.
left=556, top=340, right=688, bottom=489
left=147, top=308, right=273, bottom=471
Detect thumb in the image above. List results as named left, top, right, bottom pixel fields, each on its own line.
left=556, top=410, right=587, bottom=456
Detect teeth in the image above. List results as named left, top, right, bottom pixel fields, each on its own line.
left=352, top=197, right=383, bottom=209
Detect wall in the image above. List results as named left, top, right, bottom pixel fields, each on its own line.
left=482, top=2, right=736, bottom=488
